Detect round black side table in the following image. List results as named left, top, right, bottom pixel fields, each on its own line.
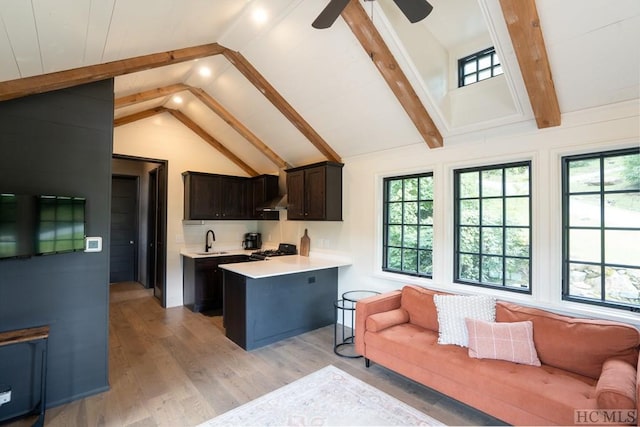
left=334, top=290, right=380, bottom=358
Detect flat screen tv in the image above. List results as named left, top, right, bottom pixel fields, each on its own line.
left=0, top=193, right=86, bottom=260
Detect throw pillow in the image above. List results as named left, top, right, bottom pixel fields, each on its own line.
left=465, top=318, right=541, bottom=366
left=433, top=294, right=496, bottom=347
left=595, top=358, right=637, bottom=410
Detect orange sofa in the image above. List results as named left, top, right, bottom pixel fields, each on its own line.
left=355, top=285, right=640, bottom=426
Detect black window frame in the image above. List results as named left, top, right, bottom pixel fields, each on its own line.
left=382, top=172, right=434, bottom=278
left=458, top=47, right=503, bottom=88
left=561, top=147, right=640, bottom=313
left=453, top=161, right=532, bottom=293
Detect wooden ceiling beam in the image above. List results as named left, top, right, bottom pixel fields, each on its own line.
left=167, top=109, right=259, bottom=177
left=341, top=1, right=443, bottom=149
left=114, top=84, right=290, bottom=169
left=187, top=86, right=290, bottom=170
left=223, top=49, right=343, bottom=163
left=499, top=0, right=560, bottom=128
left=113, top=107, right=168, bottom=127
left=114, top=83, right=190, bottom=109
left=0, top=43, right=225, bottom=102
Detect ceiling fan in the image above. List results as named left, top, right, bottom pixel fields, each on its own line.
left=312, top=0, right=433, bottom=29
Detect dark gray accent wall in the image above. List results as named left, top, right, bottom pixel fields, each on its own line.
left=0, top=80, right=113, bottom=417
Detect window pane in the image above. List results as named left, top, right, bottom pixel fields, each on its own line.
left=482, top=169, right=502, bottom=197
left=605, top=266, right=640, bottom=305
left=493, top=65, right=503, bottom=76
left=478, top=69, right=491, bottom=81
left=482, top=227, right=503, bottom=255
left=493, top=53, right=500, bottom=65
left=459, top=226, right=479, bottom=253
left=505, top=258, right=529, bottom=289
left=388, top=202, right=403, bottom=223
left=460, top=172, right=479, bottom=198
left=404, top=201, right=418, bottom=224
left=402, top=248, right=418, bottom=272
left=505, top=197, right=529, bottom=226
left=478, top=56, right=491, bottom=69
left=568, top=263, right=601, bottom=299
left=464, top=75, right=477, bottom=85
left=569, top=195, right=601, bottom=227
left=464, top=62, right=477, bottom=74
left=459, top=254, right=480, bottom=281
left=387, top=247, right=402, bottom=270
left=505, top=166, right=529, bottom=196
left=388, top=225, right=402, bottom=246
left=460, top=199, right=480, bottom=225
left=605, top=230, right=639, bottom=265
left=505, top=227, right=529, bottom=257
left=569, top=229, right=601, bottom=263
left=419, top=226, right=433, bottom=249
left=388, top=180, right=403, bottom=202
left=404, top=178, right=419, bottom=201
left=569, top=158, right=600, bottom=193
left=482, top=198, right=503, bottom=225
left=419, top=176, right=433, bottom=199
left=604, top=193, right=640, bottom=228
left=403, top=225, right=418, bottom=248
left=481, top=255, right=503, bottom=285
left=604, top=153, right=640, bottom=191
left=419, top=250, right=433, bottom=274
left=419, top=201, right=433, bottom=225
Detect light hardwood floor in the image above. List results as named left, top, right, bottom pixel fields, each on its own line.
left=20, top=282, right=505, bottom=426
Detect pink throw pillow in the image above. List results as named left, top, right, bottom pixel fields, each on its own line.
left=465, top=318, right=541, bottom=366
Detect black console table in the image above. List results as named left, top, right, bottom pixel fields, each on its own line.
left=0, top=325, right=49, bottom=427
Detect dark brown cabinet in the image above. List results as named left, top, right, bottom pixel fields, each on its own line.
left=183, top=254, right=250, bottom=312
left=286, top=161, right=343, bottom=221
left=183, top=171, right=279, bottom=220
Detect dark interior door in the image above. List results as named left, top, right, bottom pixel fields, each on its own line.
left=154, top=164, right=167, bottom=305
left=110, top=176, right=138, bottom=283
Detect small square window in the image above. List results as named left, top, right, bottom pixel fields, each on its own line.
left=458, top=47, right=504, bottom=88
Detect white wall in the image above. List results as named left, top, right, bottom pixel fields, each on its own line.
left=114, top=102, right=639, bottom=326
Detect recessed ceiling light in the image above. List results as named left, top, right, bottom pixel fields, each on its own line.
left=173, top=95, right=183, bottom=104
left=199, top=66, right=212, bottom=77
left=252, top=8, right=268, bottom=24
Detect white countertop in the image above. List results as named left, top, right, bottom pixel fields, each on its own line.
left=180, top=248, right=254, bottom=259
left=219, top=255, right=351, bottom=279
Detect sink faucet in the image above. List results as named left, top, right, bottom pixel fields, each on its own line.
left=205, top=229, right=215, bottom=252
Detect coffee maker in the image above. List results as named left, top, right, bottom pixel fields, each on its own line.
left=242, top=232, right=262, bottom=250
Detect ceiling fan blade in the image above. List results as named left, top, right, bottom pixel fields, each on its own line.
left=392, top=0, right=433, bottom=23
left=312, top=0, right=351, bottom=29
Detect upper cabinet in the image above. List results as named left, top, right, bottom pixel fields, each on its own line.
left=286, top=162, right=343, bottom=221
left=183, top=172, right=279, bottom=221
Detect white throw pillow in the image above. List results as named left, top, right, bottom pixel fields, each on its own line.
left=433, top=294, right=496, bottom=347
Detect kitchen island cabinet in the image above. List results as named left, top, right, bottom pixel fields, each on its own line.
left=223, top=268, right=337, bottom=350
left=221, top=256, right=350, bottom=350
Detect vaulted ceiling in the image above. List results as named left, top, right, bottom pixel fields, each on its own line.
left=0, top=0, right=638, bottom=175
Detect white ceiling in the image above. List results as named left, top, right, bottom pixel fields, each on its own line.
left=1, top=0, right=639, bottom=173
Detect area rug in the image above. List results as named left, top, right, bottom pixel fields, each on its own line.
left=198, top=365, right=444, bottom=426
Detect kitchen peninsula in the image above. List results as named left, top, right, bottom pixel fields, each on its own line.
left=221, top=256, right=350, bottom=351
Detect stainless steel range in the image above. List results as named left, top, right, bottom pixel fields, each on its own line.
left=249, top=243, right=297, bottom=260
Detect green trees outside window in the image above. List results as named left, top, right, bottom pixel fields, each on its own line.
left=454, top=162, right=531, bottom=292
left=383, top=173, right=433, bottom=278
left=562, top=148, right=640, bottom=311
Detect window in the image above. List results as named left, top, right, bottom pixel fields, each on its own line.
left=454, top=162, right=531, bottom=292
left=562, top=148, right=640, bottom=312
left=383, top=173, right=433, bottom=278
left=458, top=47, right=503, bottom=87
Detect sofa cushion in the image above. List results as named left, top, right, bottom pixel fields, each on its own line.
left=400, top=285, right=441, bottom=332
left=466, top=318, right=541, bottom=366
left=366, top=308, right=409, bottom=332
left=434, top=294, right=496, bottom=347
left=496, top=301, right=640, bottom=379
left=595, top=359, right=637, bottom=410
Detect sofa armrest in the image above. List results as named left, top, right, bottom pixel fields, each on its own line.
left=637, top=352, right=639, bottom=426
left=355, top=290, right=402, bottom=356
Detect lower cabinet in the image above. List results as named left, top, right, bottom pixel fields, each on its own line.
left=183, top=255, right=250, bottom=312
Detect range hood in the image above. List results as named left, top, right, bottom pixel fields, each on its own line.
left=257, top=194, right=288, bottom=211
